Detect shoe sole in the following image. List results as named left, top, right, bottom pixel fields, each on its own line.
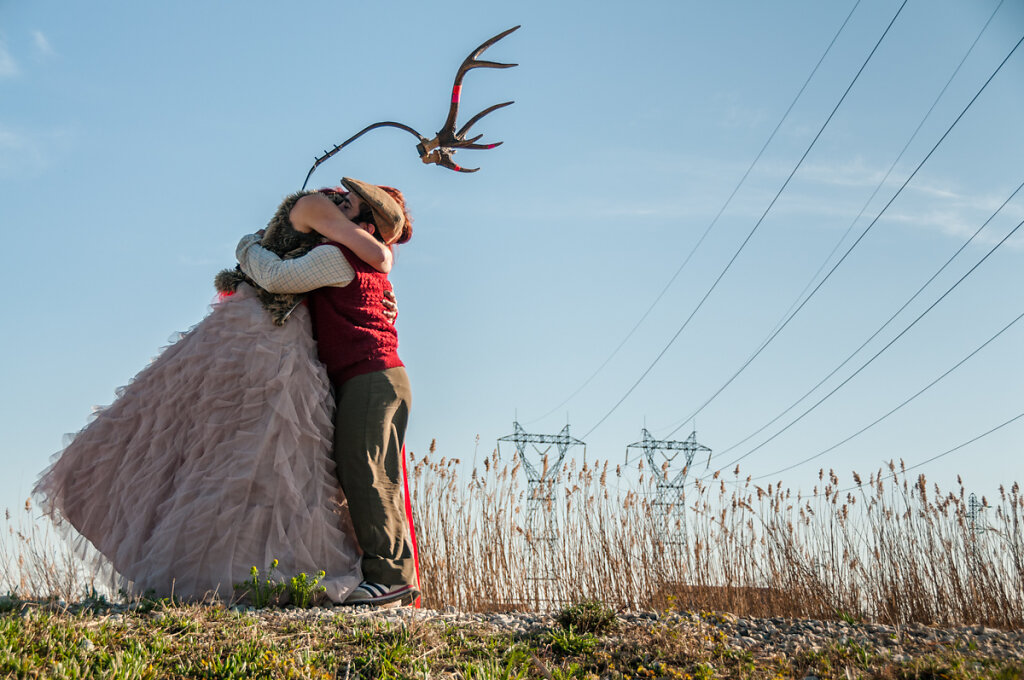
left=341, top=585, right=420, bottom=607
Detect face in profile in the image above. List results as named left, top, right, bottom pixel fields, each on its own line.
left=337, top=192, right=363, bottom=221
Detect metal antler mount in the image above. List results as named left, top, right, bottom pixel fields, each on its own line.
left=301, top=25, right=519, bottom=190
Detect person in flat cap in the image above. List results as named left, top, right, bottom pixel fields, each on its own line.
left=235, top=177, right=419, bottom=606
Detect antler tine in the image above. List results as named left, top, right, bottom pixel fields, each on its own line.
left=440, top=151, right=480, bottom=173
left=438, top=25, right=520, bottom=139
left=419, top=147, right=482, bottom=173
left=467, top=24, right=522, bottom=62
left=456, top=100, right=515, bottom=144
left=451, top=138, right=503, bottom=152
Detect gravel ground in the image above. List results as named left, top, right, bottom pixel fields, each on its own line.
left=231, top=604, right=1024, bottom=661
left=13, top=597, right=1024, bottom=663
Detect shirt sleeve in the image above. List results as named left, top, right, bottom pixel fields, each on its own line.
left=235, top=235, right=355, bottom=294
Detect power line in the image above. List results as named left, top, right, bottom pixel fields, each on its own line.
left=703, top=176, right=1024, bottom=460
left=836, top=409, right=1024, bottom=495
left=580, top=0, right=910, bottom=440
left=702, top=30, right=1024, bottom=472
left=660, top=0, right=1008, bottom=439
left=522, top=0, right=864, bottom=426
left=754, top=306, right=1024, bottom=480
left=709, top=211, right=1024, bottom=477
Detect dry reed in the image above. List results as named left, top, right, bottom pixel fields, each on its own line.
left=4, top=450, right=1021, bottom=628
left=410, top=448, right=1024, bottom=627
left=0, top=498, right=97, bottom=602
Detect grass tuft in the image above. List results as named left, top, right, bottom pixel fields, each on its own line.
left=555, top=599, right=618, bottom=635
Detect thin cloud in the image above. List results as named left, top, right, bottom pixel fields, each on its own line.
left=32, top=31, right=54, bottom=58
left=0, top=124, right=76, bottom=178
left=711, top=94, right=769, bottom=130
left=796, top=161, right=1011, bottom=220
left=773, top=158, right=1024, bottom=240
left=528, top=147, right=1024, bottom=241
left=884, top=201, right=1024, bottom=249
left=792, top=158, right=894, bottom=189
left=911, top=182, right=960, bottom=200
left=0, top=40, right=18, bottom=78
left=0, top=127, right=30, bottom=151
left=885, top=209, right=976, bottom=237
left=0, top=126, right=43, bottom=176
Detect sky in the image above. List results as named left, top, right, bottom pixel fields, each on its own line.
left=2, top=0, right=1023, bottom=517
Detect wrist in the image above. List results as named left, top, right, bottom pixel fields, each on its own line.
left=235, top=233, right=261, bottom=260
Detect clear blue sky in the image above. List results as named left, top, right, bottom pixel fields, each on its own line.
left=2, top=0, right=1022, bottom=513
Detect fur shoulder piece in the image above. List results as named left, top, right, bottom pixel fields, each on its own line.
left=215, top=191, right=329, bottom=326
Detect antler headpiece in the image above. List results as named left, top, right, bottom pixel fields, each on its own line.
left=301, top=25, right=520, bottom=190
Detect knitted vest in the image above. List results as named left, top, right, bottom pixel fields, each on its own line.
left=307, top=242, right=403, bottom=385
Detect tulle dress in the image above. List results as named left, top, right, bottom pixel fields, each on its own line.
left=32, top=284, right=363, bottom=603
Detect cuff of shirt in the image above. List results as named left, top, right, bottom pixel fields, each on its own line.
left=236, top=233, right=262, bottom=262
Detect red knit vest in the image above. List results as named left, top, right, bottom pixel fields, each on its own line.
left=307, top=242, right=403, bottom=385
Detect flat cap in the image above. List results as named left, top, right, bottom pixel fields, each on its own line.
left=341, top=177, right=405, bottom=245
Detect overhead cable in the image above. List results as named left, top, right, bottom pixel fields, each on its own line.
left=706, top=178, right=1024, bottom=460
left=660, top=0, right=1008, bottom=440
left=754, top=306, right=1024, bottom=480
left=522, top=0, right=864, bottom=425
left=701, top=29, right=1024, bottom=472
left=579, top=0, right=910, bottom=440
left=708, top=211, right=1024, bottom=477
left=703, top=175, right=1023, bottom=460
left=835, top=409, right=1024, bottom=495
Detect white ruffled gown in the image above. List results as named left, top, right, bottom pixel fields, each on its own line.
left=33, top=284, right=363, bottom=602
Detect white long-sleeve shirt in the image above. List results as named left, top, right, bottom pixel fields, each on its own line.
left=235, top=234, right=355, bottom=293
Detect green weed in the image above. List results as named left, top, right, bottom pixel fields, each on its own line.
left=542, top=625, right=598, bottom=656
left=286, top=570, right=326, bottom=609
left=460, top=657, right=531, bottom=680
left=234, top=560, right=285, bottom=608
left=556, top=599, right=618, bottom=634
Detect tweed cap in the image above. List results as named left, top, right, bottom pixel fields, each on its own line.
left=340, top=177, right=405, bottom=245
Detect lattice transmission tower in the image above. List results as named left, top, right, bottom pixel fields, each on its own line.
left=967, top=492, right=986, bottom=565
left=626, top=428, right=711, bottom=551
left=497, top=421, right=585, bottom=606
left=968, top=493, right=983, bottom=536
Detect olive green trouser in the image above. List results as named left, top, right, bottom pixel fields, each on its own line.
left=332, top=366, right=415, bottom=585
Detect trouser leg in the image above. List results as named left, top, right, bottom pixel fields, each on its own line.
left=332, top=367, right=414, bottom=585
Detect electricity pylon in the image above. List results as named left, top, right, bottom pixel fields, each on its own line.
left=627, top=428, right=711, bottom=550
left=498, top=421, right=585, bottom=606
left=968, top=492, right=985, bottom=565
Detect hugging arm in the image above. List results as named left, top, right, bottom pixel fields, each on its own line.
left=235, top=235, right=398, bottom=320
left=289, top=193, right=393, bottom=273
left=236, top=235, right=355, bottom=294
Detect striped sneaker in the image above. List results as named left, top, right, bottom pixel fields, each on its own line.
left=342, top=581, right=420, bottom=607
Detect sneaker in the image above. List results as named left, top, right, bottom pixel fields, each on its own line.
left=342, top=581, right=420, bottom=607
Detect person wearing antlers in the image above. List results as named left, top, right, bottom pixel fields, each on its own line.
left=235, top=178, right=418, bottom=606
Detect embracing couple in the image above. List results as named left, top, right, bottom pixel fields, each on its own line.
left=34, top=177, right=420, bottom=607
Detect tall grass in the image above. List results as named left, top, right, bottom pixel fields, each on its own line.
left=410, top=449, right=1024, bottom=627
left=0, top=499, right=97, bottom=603
left=4, top=449, right=1022, bottom=628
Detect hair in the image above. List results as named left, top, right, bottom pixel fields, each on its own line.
left=377, top=185, right=413, bottom=245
